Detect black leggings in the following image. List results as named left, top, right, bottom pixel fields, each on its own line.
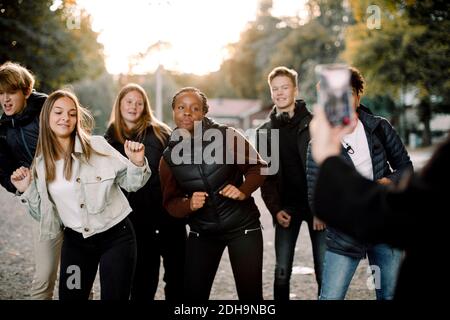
left=59, top=218, right=136, bottom=300
left=184, top=225, right=263, bottom=301
left=129, top=220, right=186, bottom=301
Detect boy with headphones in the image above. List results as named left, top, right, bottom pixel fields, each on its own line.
left=256, top=66, right=326, bottom=300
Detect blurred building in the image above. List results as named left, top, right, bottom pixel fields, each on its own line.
left=207, top=98, right=269, bottom=130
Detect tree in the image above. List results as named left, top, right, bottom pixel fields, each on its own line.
left=221, top=0, right=291, bottom=101
left=72, top=72, right=116, bottom=134
left=268, top=0, right=352, bottom=106
left=0, top=0, right=105, bottom=93
left=344, top=0, right=450, bottom=145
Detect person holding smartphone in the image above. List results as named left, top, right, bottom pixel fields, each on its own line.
left=306, top=66, right=413, bottom=300
left=309, top=100, right=449, bottom=300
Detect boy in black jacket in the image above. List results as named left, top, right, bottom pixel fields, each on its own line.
left=307, top=67, right=412, bottom=300
left=0, top=61, right=62, bottom=299
left=257, top=66, right=326, bottom=299
left=310, top=101, right=448, bottom=301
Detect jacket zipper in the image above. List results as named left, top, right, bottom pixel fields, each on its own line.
left=197, top=165, right=221, bottom=226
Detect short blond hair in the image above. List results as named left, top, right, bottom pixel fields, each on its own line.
left=0, top=61, right=35, bottom=94
left=268, top=66, right=298, bottom=87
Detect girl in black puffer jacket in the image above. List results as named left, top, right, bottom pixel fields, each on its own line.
left=160, top=87, right=267, bottom=301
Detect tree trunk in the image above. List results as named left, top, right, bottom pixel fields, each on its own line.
left=419, top=99, right=432, bottom=147
left=422, top=117, right=432, bottom=146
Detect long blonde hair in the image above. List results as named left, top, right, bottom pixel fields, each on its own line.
left=108, top=83, right=171, bottom=145
left=36, top=90, right=94, bottom=182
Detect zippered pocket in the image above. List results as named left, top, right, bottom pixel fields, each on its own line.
left=244, top=226, right=262, bottom=235
left=189, top=230, right=200, bottom=237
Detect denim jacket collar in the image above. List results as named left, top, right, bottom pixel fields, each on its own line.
left=74, top=135, right=83, bottom=154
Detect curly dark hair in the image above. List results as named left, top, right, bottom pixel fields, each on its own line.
left=350, top=67, right=365, bottom=97
left=171, top=87, right=209, bottom=114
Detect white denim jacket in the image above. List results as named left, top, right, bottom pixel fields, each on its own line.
left=18, top=135, right=151, bottom=240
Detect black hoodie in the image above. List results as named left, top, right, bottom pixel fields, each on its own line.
left=0, top=91, right=47, bottom=192
left=104, top=124, right=186, bottom=231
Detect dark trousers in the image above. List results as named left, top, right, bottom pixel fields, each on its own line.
left=129, top=218, right=186, bottom=301
left=274, top=212, right=326, bottom=300
left=59, top=218, right=136, bottom=300
left=184, top=225, right=263, bottom=301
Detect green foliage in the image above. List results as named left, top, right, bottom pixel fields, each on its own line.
left=361, top=95, right=396, bottom=119
left=269, top=18, right=345, bottom=106
left=0, top=0, right=105, bottom=93
left=218, top=0, right=352, bottom=108
left=344, top=1, right=423, bottom=97
left=403, top=0, right=450, bottom=110
left=171, top=71, right=237, bottom=100
left=72, top=72, right=117, bottom=134
left=266, top=0, right=352, bottom=106
left=343, top=0, right=450, bottom=145
left=222, top=1, right=292, bottom=101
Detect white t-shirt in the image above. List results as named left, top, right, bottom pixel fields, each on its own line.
left=341, top=119, right=374, bottom=180
left=48, top=159, right=82, bottom=229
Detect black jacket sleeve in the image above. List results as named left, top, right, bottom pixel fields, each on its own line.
left=256, top=126, right=283, bottom=218
left=314, top=156, right=428, bottom=249
left=0, top=139, right=16, bottom=193
left=379, top=119, right=413, bottom=183
left=260, top=174, right=282, bottom=218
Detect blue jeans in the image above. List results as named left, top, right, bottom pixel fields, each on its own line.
left=320, top=243, right=403, bottom=300
left=274, top=213, right=326, bottom=300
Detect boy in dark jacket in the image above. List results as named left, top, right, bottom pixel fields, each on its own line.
left=0, top=61, right=62, bottom=299
left=306, top=67, right=413, bottom=300
left=257, top=66, right=326, bottom=300
left=310, top=96, right=448, bottom=301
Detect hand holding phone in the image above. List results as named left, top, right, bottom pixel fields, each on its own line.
left=315, top=64, right=353, bottom=126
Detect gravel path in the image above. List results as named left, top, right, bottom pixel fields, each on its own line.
left=0, top=188, right=374, bottom=300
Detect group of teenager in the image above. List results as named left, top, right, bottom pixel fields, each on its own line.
left=0, top=61, right=419, bottom=300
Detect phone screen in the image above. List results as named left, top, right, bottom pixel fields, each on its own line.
left=315, top=64, right=353, bottom=126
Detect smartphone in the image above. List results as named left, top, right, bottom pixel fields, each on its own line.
left=315, top=64, right=353, bottom=126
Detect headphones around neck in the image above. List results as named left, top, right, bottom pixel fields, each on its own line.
left=274, top=111, right=291, bottom=125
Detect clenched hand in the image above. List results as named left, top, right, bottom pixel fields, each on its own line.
left=219, top=184, right=246, bottom=200
left=11, top=166, right=32, bottom=193
left=124, top=140, right=145, bottom=167
left=190, top=192, right=208, bottom=211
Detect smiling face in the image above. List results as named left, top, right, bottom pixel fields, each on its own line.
left=119, top=90, right=145, bottom=129
left=172, top=91, right=205, bottom=133
left=49, top=97, right=77, bottom=140
left=270, top=75, right=297, bottom=112
left=0, top=89, right=30, bottom=116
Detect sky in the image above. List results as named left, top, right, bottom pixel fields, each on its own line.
left=73, top=0, right=307, bottom=75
